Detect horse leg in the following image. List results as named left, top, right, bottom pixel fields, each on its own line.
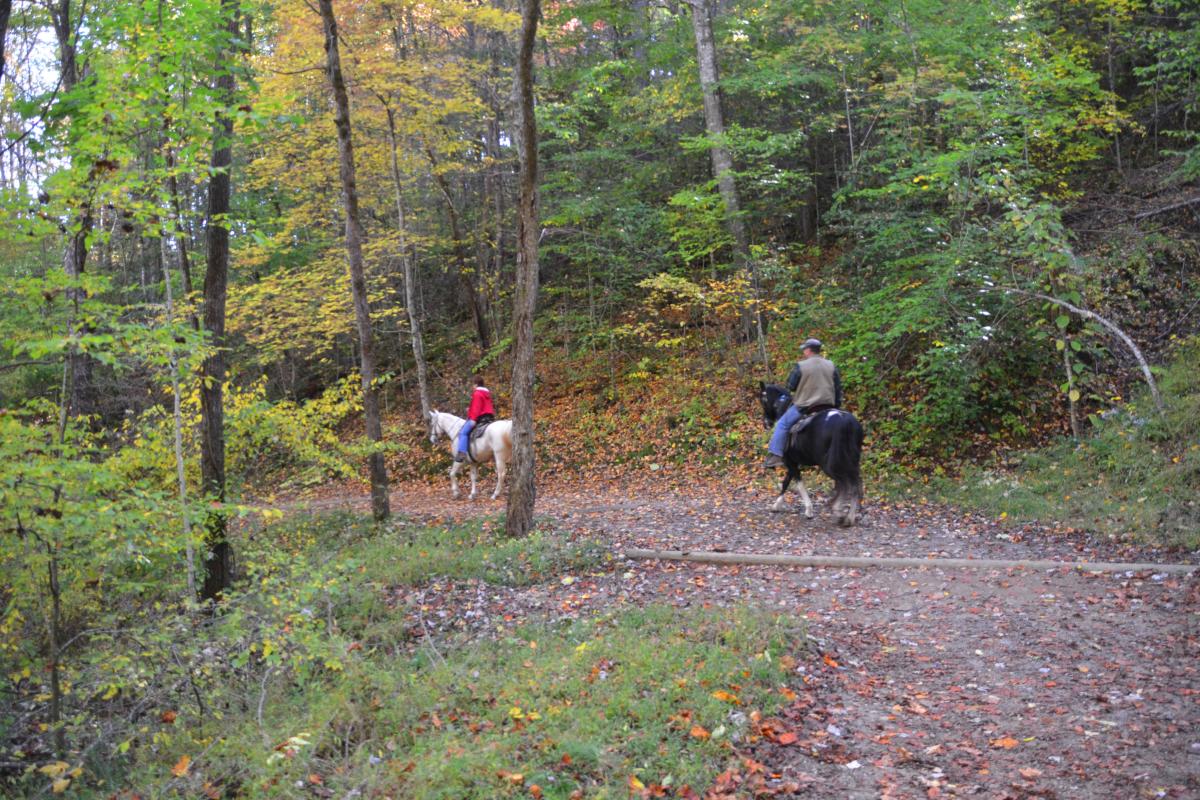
left=831, top=481, right=849, bottom=526
left=793, top=476, right=814, bottom=519
left=771, top=470, right=793, bottom=512
left=449, top=461, right=462, bottom=499
left=468, top=464, right=478, bottom=501
left=843, top=475, right=862, bottom=527
left=491, top=452, right=506, bottom=500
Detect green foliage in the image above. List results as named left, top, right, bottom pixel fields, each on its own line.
left=12, top=508, right=800, bottom=798
left=930, top=338, right=1200, bottom=548
left=109, top=375, right=364, bottom=494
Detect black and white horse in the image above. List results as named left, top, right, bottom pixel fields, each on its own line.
left=759, top=382, right=864, bottom=526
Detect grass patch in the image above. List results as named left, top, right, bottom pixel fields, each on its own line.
left=925, top=337, right=1200, bottom=549
left=248, top=511, right=611, bottom=589
left=15, top=511, right=808, bottom=799
left=246, top=605, right=808, bottom=800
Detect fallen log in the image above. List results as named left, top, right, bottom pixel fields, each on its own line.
left=624, top=548, right=1198, bottom=575
left=1133, top=195, right=1200, bottom=221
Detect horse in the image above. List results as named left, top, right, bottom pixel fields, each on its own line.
left=427, top=410, right=513, bottom=500
left=759, top=382, right=864, bottom=526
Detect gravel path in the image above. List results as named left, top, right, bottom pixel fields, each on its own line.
left=288, top=477, right=1200, bottom=798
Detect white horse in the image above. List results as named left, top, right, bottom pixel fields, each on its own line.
left=427, top=410, right=513, bottom=500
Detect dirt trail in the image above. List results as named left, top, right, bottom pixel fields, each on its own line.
left=290, top=480, right=1200, bottom=798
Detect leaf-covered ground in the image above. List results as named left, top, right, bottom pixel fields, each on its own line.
left=287, top=473, right=1200, bottom=799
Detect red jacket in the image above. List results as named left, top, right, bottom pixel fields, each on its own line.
left=467, top=387, right=494, bottom=421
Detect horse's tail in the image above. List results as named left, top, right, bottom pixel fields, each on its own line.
left=825, top=413, right=864, bottom=498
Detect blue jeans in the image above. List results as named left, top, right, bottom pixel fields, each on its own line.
left=456, top=419, right=476, bottom=457
left=768, top=405, right=801, bottom=457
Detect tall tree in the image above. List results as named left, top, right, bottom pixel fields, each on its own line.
left=504, top=0, right=539, bottom=539
left=0, top=0, right=11, bottom=84
left=199, top=0, right=239, bottom=602
left=50, top=0, right=98, bottom=418
left=687, top=0, right=767, bottom=367
left=318, top=0, right=390, bottom=520
left=384, top=105, right=431, bottom=421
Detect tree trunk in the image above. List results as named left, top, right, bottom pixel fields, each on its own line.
left=505, top=0, right=540, bottom=540
left=1, top=0, right=12, bottom=84
left=161, top=232, right=196, bottom=598
left=1062, top=335, right=1081, bottom=439
left=687, top=0, right=767, bottom=369
left=199, top=0, right=238, bottom=602
left=687, top=0, right=746, bottom=257
left=319, top=0, right=390, bottom=521
left=52, top=0, right=98, bottom=419
left=386, top=108, right=431, bottom=422
left=425, top=142, right=492, bottom=353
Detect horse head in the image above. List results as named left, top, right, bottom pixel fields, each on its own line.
left=428, top=409, right=442, bottom=443
left=759, top=382, right=790, bottom=429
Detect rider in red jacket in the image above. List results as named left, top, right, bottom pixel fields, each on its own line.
left=455, top=375, right=495, bottom=462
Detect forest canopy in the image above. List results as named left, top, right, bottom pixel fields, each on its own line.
left=0, top=0, right=1198, bottom=793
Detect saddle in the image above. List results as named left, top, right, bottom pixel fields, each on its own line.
left=466, top=414, right=495, bottom=462
left=787, top=405, right=835, bottom=438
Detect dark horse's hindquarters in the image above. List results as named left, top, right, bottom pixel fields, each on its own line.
left=759, top=383, right=865, bottom=526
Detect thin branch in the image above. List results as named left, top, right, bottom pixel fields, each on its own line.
left=1133, top=195, right=1200, bottom=221
left=990, top=286, right=1164, bottom=412
left=0, top=360, right=56, bottom=372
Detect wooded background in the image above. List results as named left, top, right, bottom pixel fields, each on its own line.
left=0, top=0, right=1197, bottom=787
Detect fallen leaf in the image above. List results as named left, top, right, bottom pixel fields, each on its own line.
left=690, top=724, right=711, bottom=740
left=990, top=737, right=1019, bottom=750
left=1019, top=767, right=1043, bottom=778
left=776, top=731, right=799, bottom=745
left=171, top=755, right=191, bottom=777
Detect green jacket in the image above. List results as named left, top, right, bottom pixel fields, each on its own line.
left=786, top=355, right=842, bottom=410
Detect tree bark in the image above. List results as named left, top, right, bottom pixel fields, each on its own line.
left=199, top=0, right=238, bottom=601
left=686, top=0, right=767, bottom=368
left=51, top=0, right=98, bottom=419
left=505, top=0, right=540, bottom=540
left=161, top=233, right=196, bottom=598
left=1, top=0, right=12, bottom=84
left=385, top=108, right=431, bottom=422
left=424, top=142, right=492, bottom=353
left=624, top=548, right=1198, bottom=575
left=319, top=0, right=390, bottom=520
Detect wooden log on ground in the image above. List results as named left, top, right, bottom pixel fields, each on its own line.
left=624, top=548, right=1198, bottom=575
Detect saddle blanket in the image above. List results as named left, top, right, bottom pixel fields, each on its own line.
left=788, top=407, right=842, bottom=437
left=466, top=416, right=494, bottom=461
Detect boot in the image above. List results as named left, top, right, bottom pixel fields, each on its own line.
left=763, top=453, right=784, bottom=469
left=453, top=450, right=467, bottom=463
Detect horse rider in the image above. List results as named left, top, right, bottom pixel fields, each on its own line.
left=455, top=374, right=496, bottom=463
left=764, top=338, right=843, bottom=469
